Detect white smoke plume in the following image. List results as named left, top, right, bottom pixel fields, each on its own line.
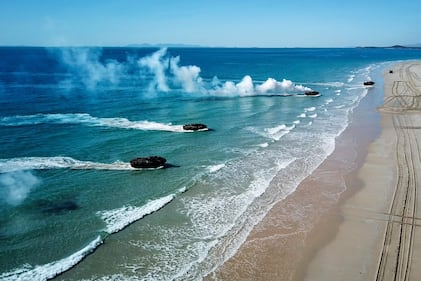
left=137, top=48, right=205, bottom=93
left=169, top=56, right=204, bottom=93
left=137, top=49, right=311, bottom=96
left=209, top=75, right=311, bottom=96
left=0, top=171, right=41, bottom=206
left=55, top=47, right=311, bottom=96
left=57, top=48, right=124, bottom=90
left=256, top=77, right=311, bottom=93
left=138, top=48, right=170, bottom=92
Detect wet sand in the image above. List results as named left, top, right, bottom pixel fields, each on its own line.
left=210, top=61, right=421, bottom=280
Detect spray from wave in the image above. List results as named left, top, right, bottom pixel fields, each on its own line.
left=55, top=47, right=312, bottom=96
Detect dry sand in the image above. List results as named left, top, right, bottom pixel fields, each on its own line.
left=209, top=61, right=421, bottom=281
left=305, top=62, right=421, bottom=281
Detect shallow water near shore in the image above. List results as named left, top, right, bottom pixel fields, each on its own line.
left=212, top=60, right=389, bottom=281
left=1, top=47, right=421, bottom=280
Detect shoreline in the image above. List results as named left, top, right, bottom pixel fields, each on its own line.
left=211, top=61, right=421, bottom=280
left=305, top=61, right=421, bottom=281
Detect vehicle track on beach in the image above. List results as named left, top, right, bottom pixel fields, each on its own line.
left=376, top=62, right=421, bottom=281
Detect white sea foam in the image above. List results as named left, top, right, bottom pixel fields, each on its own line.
left=0, top=157, right=133, bottom=173
left=0, top=236, right=102, bottom=281
left=183, top=127, right=209, bottom=133
left=207, top=164, right=226, bottom=173
left=265, top=124, right=287, bottom=135
left=244, top=126, right=261, bottom=137
left=259, top=142, right=269, bottom=148
left=0, top=113, right=186, bottom=132
left=174, top=157, right=297, bottom=279
left=309, top=113, right=318, bottom=118
left=177, top=186, right=188, bottom=193
left=79, top=274, right=141, bottom=281
left=124, top=156, right=300, bottom=281
left=304, top=106, right=316, bottom=112
left=298, top=113, right=306, bottom=118
left=2, top=191, right=178, bottom=280
left=265, top=124, right=295, bottom=141
left=97, top=194, right=175, bottom=234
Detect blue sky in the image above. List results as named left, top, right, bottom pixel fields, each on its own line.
left=1, top=0, right=420, bottom=47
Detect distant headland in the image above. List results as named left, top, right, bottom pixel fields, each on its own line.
left=357, top=44, right=421, bottom=50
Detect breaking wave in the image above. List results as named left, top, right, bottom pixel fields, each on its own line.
left=97, top=193, right=178, bottom=234
left=246, top=122, right=296, bottom=142
left=1, top=189, right=183, bottom=280
left=206, top=164, right=226, bottom=173
left=0, top=236, right=102, bottom=281
left=265, top=124, right=296, bottom=141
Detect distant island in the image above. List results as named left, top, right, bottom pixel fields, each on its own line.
left=357, top=44, right=421, bottom=50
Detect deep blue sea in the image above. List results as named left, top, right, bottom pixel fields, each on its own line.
left=1, top=47, right=421, bottom=280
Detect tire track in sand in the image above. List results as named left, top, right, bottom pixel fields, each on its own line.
left=376, top=62, right=421, bottom=281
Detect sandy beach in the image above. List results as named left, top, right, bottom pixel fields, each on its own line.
left=209, top=61, right=421, bottom=281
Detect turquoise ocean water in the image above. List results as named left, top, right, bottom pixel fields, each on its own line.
left=1, top=47, right=421, bottom=280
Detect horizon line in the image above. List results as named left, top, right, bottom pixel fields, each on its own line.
left=0, top=44, right=419, bottom=49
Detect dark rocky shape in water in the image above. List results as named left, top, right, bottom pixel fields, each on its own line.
left=130, top=156, right=167, bottom=169
left=183, top=123, right=208, bottom=131
left=42, top=200, right=79, bottom=214
left=363, top=81, right=375, bottom=86
left=304, top=91, right=320, bottom=96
